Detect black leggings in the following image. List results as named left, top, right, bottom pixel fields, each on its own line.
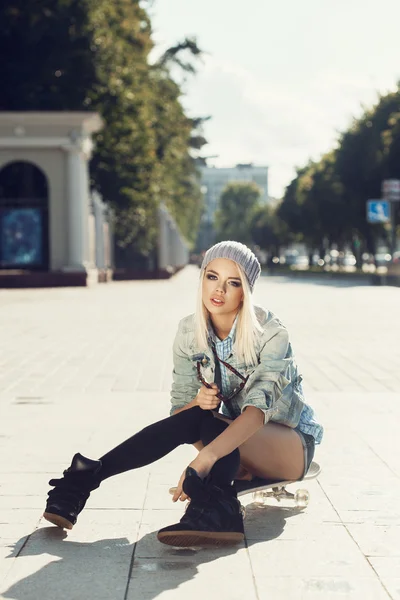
left=98, top=406, right=240, bottom=486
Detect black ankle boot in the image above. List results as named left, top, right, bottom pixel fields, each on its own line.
left=157, top=467, right=244, bottom=547
left=43, top=453, right=102, bottom=530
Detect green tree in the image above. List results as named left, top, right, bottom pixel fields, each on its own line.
left=149, top=67, right=204, bottom=249
left=0, top=0, right=206, bottom=267
left=276, top=86, right=400, bottom=255
left=214, top=182, right=262, bottom=245
left=334, top=88, right=400, bottom=252
left=300, top=153, right=349, bottom=251
left=0, top=0, right=94, bottom=110
left=278, top=165, right=311, bottom=240
left=251, top=204, right=290, bottom=258
left=380, top=105, right=400, bottom=246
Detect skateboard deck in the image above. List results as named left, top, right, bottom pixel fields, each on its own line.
left=235, top=461, right=321, bottom=507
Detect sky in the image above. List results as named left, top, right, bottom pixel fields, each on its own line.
left=150, top=0, right=400, bottom=198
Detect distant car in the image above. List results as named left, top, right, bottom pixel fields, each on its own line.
left=342, top=254, right=357, bottom=267
left=311, top=254, right=324, bottom=266
left=392, top=251, right=400, bottom=264
left=324, top=250, right=340, bottom=266
left=284, top=252, right=299, bottom=266
left=375, top=253, right=391, bottom=266
left=293, top=255, right=309, bottom=267
left=362, top=252, right=374, bottom=265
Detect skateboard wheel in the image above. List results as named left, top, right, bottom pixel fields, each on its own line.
left=294, top=489, right=309, bottom=507
left=252, top=491, right=266, bottom=504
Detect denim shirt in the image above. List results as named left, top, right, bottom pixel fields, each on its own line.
left=170, top=305, right=323, bottom=443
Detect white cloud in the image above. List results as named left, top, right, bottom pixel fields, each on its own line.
left=183, top=56, right=397, bottom=197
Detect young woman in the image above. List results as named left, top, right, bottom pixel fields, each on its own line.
left=43, top=241, right=323, bottom=547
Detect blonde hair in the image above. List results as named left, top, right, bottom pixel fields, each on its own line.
left=195, top=263, right=263, bottom=365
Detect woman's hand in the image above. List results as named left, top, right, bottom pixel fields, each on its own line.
left=172, top=448, right=217, bottom=502
left=195, top=383, right=220, bottom=411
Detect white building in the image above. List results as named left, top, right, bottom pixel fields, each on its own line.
left=0, top=111, right=115, bottom=287
left=200, top=163, right=269, bottom=225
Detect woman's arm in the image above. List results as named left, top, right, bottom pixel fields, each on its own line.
left=241, top=326, right=292, bottom=419
left=172, top=382, right=221, bottom=415
left=172, top=406, right=264, bottom=501
left=190, top=406, right=265, bottom=476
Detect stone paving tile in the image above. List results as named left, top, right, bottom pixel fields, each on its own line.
left=381, top=581, right=400, bottom=600
left=345, top=524, right=400, bottom=557
left=128, top=551, right=257, bottom=600
left=254, top=576, right=389, bottom=599
left=128, top=509, right=254, bottom=600
left=247, top=521, right=374, bottom=577
left=0, top=523, right=137, bottom=600
left=369, top=558, right=400, bottom=599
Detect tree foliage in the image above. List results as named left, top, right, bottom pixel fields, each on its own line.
left=214, top=182, right=262, bottom=245
left=0, top=0, right=206, bottom=267
left=277, top=86, right=400, bottom=254
left=251, top=203, right=290, bottom=256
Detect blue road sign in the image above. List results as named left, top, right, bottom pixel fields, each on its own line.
left=366, top=200, right=390, bottom=224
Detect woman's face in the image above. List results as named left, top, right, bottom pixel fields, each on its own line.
left=202, top=258, right=244, bottom=318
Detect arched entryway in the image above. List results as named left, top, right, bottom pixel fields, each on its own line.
left=0, top=161, right=49, bottom=270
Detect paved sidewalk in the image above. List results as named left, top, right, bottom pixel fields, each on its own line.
left=0, top=267, right=399, bottom=599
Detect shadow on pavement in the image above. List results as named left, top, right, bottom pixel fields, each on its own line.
left=3, top=528, right=132, bottom=600
left=244, top=502, right=303, bottom=543
left=3, top=506, right=303, bottom=600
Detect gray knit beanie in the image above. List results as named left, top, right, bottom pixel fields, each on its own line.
left=200, top=241, right=261, bottom=291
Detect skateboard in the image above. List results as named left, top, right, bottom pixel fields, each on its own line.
left=235, top=461, right=321, bottom=508
left=168, top=461, right=321, bottom=509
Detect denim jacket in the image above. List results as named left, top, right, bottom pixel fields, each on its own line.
left=170, top=305, right=306, bottom=428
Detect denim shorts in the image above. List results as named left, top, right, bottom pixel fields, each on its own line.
left=294, top=427, right=315, bottom=480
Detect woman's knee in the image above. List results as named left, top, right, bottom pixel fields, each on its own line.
left=168, top=406, right=213, bottom=445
